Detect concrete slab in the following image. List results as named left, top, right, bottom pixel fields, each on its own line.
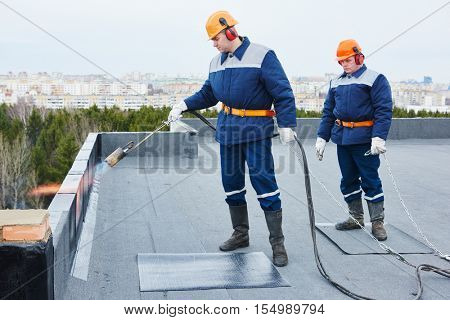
left=0, top=210, right=49, bottom=242
left=68, top=160, right=88, bottom=175
left=74, top=149, right=93, bottom=161
left=0, top=210, right=48, bottom=227
left=59, top=175, right=83, bottom=194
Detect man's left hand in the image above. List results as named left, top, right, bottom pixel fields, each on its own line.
left=279, top=128, right=296, bottom=145
left=370, top=137, right=386, bottom=155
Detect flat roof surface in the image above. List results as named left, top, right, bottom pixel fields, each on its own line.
left=64, top=139, right=450, bottom=300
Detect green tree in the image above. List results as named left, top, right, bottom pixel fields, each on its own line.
left=51, top=134, right=79, bottom=182
left=26, top=108, right=44, bottom=145
left=407, top=109, right=416, bottom=118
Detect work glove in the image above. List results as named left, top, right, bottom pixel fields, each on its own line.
left=168, top=101, right=188, bottom=122
left=279, top=128, right=297, bottom=145
left=315, top=137, right=327, bottom=161
left=370, top=137, right=386, bottom=155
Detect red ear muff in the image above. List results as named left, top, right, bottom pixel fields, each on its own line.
left=219, top=17, right=238, bottom=41
left=354, top=53, right=364, bottom=65
left=358, top=54, right=365, bottom=65
left=352, top=46, right=364, bottom=65
left=225, top=27, right=237, bottom=41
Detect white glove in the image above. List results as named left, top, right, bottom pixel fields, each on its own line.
left=315, top=137, right=327, bottom=161
left=279, top=128, right=296, bottom=145
left=370, top=137, right=386, bottom=155
left=168, top=101, right=188, bottom=122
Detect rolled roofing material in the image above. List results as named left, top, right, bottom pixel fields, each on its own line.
left=315, top=223, right=433, bottom=255
left=138, top=252, right=290, bottom=292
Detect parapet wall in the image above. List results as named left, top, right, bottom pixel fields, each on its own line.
left=179, top=118, right=450, bottom=140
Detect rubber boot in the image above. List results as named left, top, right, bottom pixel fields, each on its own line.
left=219, top=204, right=249, bottom=251
left=335, top=198, right=365, bottom=230
left=367, top=201, right=387, bottom=241
left=264, top=210, right=288, bottom=267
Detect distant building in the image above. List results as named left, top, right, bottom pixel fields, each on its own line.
left=0, top=72, right=448, bottom=113
left=423, top=76, right=433, bottom=84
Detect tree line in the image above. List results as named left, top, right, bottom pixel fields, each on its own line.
left=0, top=103, right=174, bottom=209
left=0, top=103, right=448, bottom=209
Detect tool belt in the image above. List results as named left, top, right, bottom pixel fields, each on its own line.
left=335, top=119, right=374, bottom=128
left=222, top=103, right=275, bottom=117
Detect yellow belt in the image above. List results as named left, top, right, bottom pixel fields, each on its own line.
left=335, top=119, right=374, bottom=128
left=222, top=103, right=275, bottom=117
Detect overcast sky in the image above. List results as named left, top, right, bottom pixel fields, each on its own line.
left=0, top=0, right=449, bottom=82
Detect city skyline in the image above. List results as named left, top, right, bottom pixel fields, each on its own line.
left=0, top=0, right=449, bottom=82
left=1, top=70, right=448, bottom=112
left=1, top=70, right=448, bottom=85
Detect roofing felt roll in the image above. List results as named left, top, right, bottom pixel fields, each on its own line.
left=137, top=252, right=290, bottom=292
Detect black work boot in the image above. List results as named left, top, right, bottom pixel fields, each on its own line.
left=264, top=210, right=288, bottom=267
left=367, top=201, right=387, bottom=241
left=335, top=198, right=365, bottom=230
left=219, top=204, right=249, bottom=251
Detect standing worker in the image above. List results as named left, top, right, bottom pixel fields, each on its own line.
left=168, top=11, right=297, bottom=266
left=316, top=39, right=393, bottom=241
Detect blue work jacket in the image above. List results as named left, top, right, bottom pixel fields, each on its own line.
left=317, top=65, right=393, bottom=145
left=184, top=37, right=297, bottom=145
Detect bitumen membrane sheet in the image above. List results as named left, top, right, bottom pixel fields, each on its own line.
left=315, top=223, right=433, bottom=255
left=63, top=138, right=450, bottom=300
left=137, top=252, right=290, bottom=292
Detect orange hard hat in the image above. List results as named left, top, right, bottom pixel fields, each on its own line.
left=336, top=39, right=362, bottom=61
left=206, top=11, right=238, bottom=40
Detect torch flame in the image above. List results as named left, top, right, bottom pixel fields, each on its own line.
left=29, top=183, right=61, bottom=196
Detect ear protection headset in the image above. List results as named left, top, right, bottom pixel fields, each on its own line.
left=219, top=17, right=238, bottom=41
left=352, top=46, right=365, bottom=65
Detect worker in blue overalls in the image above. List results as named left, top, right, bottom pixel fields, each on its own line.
left=316, top=39, right=393, bottom=241
left=168, top=11, right=297, bottom=266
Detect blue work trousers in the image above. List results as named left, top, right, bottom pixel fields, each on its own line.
left=220, top=138, right=281, bottom=211
left=337, top=143, right=384, bottom=203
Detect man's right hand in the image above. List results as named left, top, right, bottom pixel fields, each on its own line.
left=168, top=101, right=188, bottom=122
left=315, top=137, right=327, bottom=161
